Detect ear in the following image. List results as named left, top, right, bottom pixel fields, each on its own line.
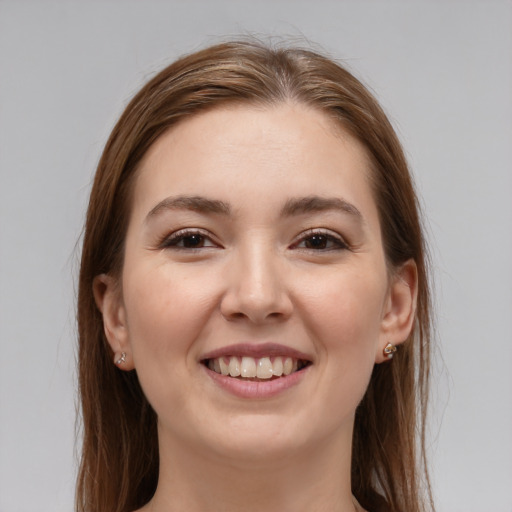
left=375, top=259, right=418, bottom=364
left=93, top=274, right=134, bottom=370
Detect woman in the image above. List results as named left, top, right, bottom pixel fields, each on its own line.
left=76, top=41, right=433, bottom=512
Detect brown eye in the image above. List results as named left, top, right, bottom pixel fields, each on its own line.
left=161, top=230, right=218, bottom=250
left=304, top=235, right=330, bottom=249
left=293, top=231, right=348, bottom=251
left=179, top=234, right=206, bottom=248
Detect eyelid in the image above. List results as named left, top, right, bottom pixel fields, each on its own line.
left=158, top=228, right=222, bottom=250
left=290, top=228, right=349, bottom=251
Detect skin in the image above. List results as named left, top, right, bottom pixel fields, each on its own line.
left=95, top=103, right=417, bottom=512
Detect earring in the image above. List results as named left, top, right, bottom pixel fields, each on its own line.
left=383, top=343, right=397, bottom=360
left=116, top=352, right=127, bottom=365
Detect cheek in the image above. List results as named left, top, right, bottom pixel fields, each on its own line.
left=120, top=263, right=222, bottom=417
left=122, top=264, right=216, bottom=365
left=300, top=265, right=386, bottom=342
left=297, top=266, right=386, bottom=389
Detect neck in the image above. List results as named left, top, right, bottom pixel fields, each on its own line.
left=143, top=423, right=359, bottom=512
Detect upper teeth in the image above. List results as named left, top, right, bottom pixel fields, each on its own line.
left=208, top=356, right=299, bottom=379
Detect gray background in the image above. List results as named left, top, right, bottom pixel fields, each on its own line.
left=1, top=1, right=511, bottom=511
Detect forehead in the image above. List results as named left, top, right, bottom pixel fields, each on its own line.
left=132, top=103, right=377, bottom=222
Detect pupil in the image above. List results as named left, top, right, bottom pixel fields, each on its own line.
left=184, top=235, right=203, bottom=247
left=307, top=235, right=327, bottom=249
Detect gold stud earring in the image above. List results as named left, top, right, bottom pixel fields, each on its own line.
left=383, top=343, right=397, bottom=360
left=116, top=352, right=127, bottom=365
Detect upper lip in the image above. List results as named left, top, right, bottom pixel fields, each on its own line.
left=200, top=342, right=313, bottom=362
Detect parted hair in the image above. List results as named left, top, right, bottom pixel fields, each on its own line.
left=77, top=40, right=434, bottom=512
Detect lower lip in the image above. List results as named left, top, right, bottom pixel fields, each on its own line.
left=202, top=365, right=310, bottom=399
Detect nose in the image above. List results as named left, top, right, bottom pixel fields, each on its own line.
left=220, top=243, right=293, bottom=324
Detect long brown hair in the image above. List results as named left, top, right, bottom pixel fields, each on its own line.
left=77, top=40, right=434, bottom=512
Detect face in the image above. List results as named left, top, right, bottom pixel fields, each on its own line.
left=97, top=103, right=416, bottom=463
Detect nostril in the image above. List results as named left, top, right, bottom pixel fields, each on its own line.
left=219, top=273, right=293, bottom=323
left=229, top=312, right=247, bottom=320
left=223, top=309, right=287, bottom=323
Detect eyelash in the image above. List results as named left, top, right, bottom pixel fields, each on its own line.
left=158, top=229, right=220, bottom=250
left=291, top=229, right=349, bottom=252
left=158, top=228, right=349, bottom=252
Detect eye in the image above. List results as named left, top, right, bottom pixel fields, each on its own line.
left=292, top=230, right=348, bottom=251
left=159, top=229, right=219, bottom=250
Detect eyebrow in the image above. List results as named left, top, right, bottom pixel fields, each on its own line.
left=280, top=196, right=363, bottom=220
left=146, top=195, right=231, bottom=221
left=145, top=194, right=363, bottom=223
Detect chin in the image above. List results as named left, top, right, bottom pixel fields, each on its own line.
left=191, top=413, right=327, bottom=465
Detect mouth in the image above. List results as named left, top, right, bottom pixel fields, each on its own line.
left=200, top=344, right=312, bottom=398
left=202, top=355, right=311, bottom=380
left=200, top=343, right=313, bottom=383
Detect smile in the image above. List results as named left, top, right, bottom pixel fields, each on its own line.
left=200, top=343, right=313, bottom=397
left=204, top=356, right=310, bottom=379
